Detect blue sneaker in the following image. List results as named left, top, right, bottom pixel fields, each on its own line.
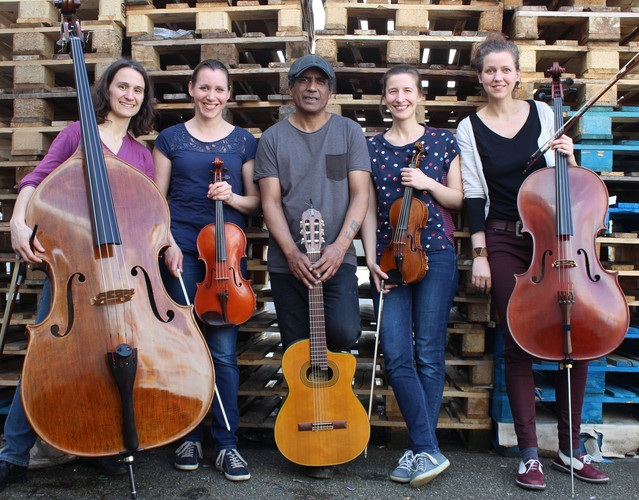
left=409, top=451, right=450, bottom=487
left=215, top=449, right=250, bottom=481
left=390, top=450, right=415, bottom=483
left=173, top=441, right=202, bottom=471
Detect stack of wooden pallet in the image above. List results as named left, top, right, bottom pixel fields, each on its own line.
left=0, top=0, right=638, bottom=444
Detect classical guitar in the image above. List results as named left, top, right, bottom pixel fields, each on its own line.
left=274, top=205, right=370, bottom=466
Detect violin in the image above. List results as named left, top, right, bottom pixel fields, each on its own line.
left=20, top=0, right=214, bottom=465
left=274, top=205, right=370, bottom=466
left=507, top=62, right=629, bottom=362
left=194, top=157, right=255, bottom=326
left=379, top=142, right=429, bottom=284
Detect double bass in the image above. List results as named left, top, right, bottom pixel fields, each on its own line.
left=379, top=142, right=429, bottom=284
left=20, top=1, right=214, bottom=491
left=274, top=205, right=370, bottom=466
left=507, top=62, right=629, bottom=362
left=194, top=157, right=255, bottom=326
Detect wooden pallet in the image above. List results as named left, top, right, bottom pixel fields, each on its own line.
left=126, top=3, right=305, bottom=37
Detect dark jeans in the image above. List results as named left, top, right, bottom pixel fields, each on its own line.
left=487, top=227, right=588, bottom=452
left=270, top=263, right=361, bottom=351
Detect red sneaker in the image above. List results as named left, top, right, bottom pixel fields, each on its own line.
left=552, top=451, right=609, bottom=483
left=515, top=458, right=546, bottom=490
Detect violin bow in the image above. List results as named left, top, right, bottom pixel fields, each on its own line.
left=177, top=269, right=231, bottom=432
left=365, top=279, right=385, bottom=458
left=526, top=51, right=639, bottom=171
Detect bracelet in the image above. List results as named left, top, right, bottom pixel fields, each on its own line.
left=472, top=247, right=488, bottom=259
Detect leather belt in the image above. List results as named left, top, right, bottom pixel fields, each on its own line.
left=486, top=219, right=523, bottom=237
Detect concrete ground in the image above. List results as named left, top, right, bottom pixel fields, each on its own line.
left=1, top=428, right=638, bottom=500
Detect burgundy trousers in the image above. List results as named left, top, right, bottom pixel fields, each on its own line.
left=486, top=226, right=588, bottom=452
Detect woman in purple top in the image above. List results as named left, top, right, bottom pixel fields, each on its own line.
left=361, top=65, right=463, bottom=488
left=1, top=59, right=155, bottom=490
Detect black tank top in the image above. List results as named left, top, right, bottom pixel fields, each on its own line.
left=470, top=100, right=547, bottom=222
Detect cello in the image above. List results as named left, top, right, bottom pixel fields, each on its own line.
left=194, top=157, right=255, bottom=326
left=274, top=205, right=370, bottom=466
left=20, top=2, right=214, bottom=494
left=379, top=142, right=429, bottom=284
left=507, top=62, right=629, bottom=362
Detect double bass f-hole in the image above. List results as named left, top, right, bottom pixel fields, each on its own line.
left=379, top=142, right=429, bottom=285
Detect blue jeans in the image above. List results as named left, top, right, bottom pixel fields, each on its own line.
left=160, top=252, right=240, bottom=451
left=270, top=264, right=361, bottom=351
left=0, top=279, right=52, bottom=467
left=372, top=248, right=458, bottom=453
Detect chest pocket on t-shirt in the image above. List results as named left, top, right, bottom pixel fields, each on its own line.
left=326, top=153, right=347, bottom=181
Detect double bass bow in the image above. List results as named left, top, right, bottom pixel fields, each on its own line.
left=274, top=204, right=370, bottom=466
left=379, top=142, right=429, bottom=284
left=20, top=2, right=214, bottom=495
left=194, top=157, right=255, bottom=326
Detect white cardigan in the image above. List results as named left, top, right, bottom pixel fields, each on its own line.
left=457, top=100, right=557, bottom=219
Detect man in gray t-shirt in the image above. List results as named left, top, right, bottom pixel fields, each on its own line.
left=254, top=54, right=370, bottom=353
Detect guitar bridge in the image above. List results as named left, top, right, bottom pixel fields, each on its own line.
left=298, top=420, right=347, bottom=432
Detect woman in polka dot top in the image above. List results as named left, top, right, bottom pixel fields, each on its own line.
left=361, top=65, right=463, bottom=488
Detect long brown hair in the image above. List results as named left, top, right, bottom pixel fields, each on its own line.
left=93, top=59, right=156, bottom=137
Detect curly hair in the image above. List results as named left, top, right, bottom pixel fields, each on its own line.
left=92, top=59, right=155, bottom=137
left=471, top=33, right=520, bottom=72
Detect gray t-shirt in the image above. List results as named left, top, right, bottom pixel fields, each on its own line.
left=254, top=114, right=371, bottom=273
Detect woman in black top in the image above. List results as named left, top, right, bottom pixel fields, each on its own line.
left=457, top=33, right=609, bottom=491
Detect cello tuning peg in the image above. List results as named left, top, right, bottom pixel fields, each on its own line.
left=536, top=92, right=548, bottom=101
left=564, top=78, right=574, bottom=87
left=565, top=88, right=578, bottom=94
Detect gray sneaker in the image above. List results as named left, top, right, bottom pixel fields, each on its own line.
left=390, top=450, right=415, bottom=483
left=409, top=451, right=450, bottom=488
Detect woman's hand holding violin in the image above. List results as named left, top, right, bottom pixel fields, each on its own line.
left=400, top=167, right=436, bottom=192
left=207, top=180, right=234, bottom=205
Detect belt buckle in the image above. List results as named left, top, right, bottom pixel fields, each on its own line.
left=515, top=220, right=523, bottom=238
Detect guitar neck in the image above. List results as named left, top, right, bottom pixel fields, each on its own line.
left=307, top=250, right=328, bottom=370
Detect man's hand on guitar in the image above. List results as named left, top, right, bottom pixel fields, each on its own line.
left=287, top=249, right=318, bottom=289
left=312, top=244, right=344, bottom=282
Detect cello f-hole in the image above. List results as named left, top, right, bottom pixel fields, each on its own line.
left=577, top=248, right=601, bottom=283
left=131, top=265, right=175, bottom=324
left=531, top=250, right=552, bottom=284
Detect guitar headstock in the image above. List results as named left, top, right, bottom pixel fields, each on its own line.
left=301, top=205, right=324, bottom=262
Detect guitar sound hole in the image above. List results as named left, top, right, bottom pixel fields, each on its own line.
left=306, top=367, right=333, bottom=384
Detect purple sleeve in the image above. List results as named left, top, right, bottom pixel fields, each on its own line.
left=18, top=122, right=82, bottom=192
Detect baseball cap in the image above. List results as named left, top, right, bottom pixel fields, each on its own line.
left=288, top=54, right=335, bottom=87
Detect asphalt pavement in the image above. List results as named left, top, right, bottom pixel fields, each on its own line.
left=2, top=429, right=638, bottom=500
